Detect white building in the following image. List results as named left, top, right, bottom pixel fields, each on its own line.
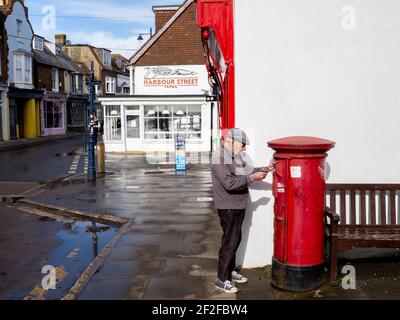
left=2, top=0, right=43, bottom=140
left=230, top=0, right=400, bottom=268
left=99, top=1, right=214, bottom=153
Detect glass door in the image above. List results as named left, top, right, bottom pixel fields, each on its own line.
left=126, top=115, right=140, bottom=139
left=125, top=106, right=141, bottom=151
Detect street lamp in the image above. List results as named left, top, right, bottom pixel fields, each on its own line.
left=87, top=61, right=102, bottom=182
left=137, top=28, right=153, bottom=41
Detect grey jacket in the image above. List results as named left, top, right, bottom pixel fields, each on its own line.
left=210, top=145, right=263, bottom=210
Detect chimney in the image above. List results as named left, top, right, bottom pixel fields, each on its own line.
left=0, top=0, right=21, bottom=5
left=55, top=34, right=67, bottom=46
left=0, top=0, right=23, bottom=8
left=152, top=5, right=180, bottom=33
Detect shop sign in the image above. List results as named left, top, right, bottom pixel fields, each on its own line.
left=135, top=65, right=210, bottom=95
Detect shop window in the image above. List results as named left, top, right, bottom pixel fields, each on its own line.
left=104, top=105, right=121, bottom=141
left=144, top=105, right=202, bottom=140
left=44, top=102, right=63, bottom=129
left=69, top=102, right=85, bottom=127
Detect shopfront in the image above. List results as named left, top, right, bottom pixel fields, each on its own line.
left=100, top=96, right=212, bottom=153
left=7, top=88, right=43, bottom=140
left=67, top=96, right=88, bottom=132
left=41, top=91, right=67, bottom=136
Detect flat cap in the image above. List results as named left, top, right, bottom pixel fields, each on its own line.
left=227, top=128, right=250, bottom=146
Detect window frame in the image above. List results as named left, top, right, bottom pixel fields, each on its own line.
left=103, top=50, right=111, bottom=67
left=105, top=77, right=116, bottom=94
left=16, top=20, right=22, bottom=38
left=104, top=105, right=122, bottom=141
left=52, top=67, right=59, bottom=92
left=143, top=105, right=202, bottom=141
left=14, top=54, right=32, bottom=84
left=34, top=36, right=44, bottom=51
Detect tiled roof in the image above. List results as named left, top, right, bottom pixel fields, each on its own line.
left=33, top=44, right=84, bottom=73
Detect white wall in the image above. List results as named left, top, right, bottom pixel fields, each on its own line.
left=235, top=0, right=400, bottom=268
left=5, top=0, right=33, bottom=89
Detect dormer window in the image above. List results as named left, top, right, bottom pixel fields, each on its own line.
left=56, top=45, right=61, bottom=56
left=103, top=50, right=111, bottom=67
left=34, top=36, right=44, bottom=51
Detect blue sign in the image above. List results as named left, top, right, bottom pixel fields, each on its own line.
left=175, top=135, right=186, bottom=172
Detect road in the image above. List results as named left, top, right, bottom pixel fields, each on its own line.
left=0, top=136, right=84, bottom=183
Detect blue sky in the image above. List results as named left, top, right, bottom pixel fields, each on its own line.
left=25, top=0, right=183, bottom=58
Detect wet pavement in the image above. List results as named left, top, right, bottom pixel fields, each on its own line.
left=0, top=136, right=82, bottom=183
left=15, top=154, right=400, bottom=300
left=0, top=204, right=117, bottom=300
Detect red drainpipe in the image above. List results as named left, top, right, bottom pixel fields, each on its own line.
left=197, top=0, right=235, bottom=130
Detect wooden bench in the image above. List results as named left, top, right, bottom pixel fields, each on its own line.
left=325, top=184, right=400, bottom=282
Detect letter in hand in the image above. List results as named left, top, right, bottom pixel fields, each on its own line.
left=250, top=171, right=268, bottom=182
left=262, top=159, right=276, bottom=173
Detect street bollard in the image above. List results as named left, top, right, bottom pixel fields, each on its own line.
left=97, top=142, right=105, bottom=174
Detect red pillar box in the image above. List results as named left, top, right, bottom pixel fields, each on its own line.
left=268, top=136, right=335, bottom=291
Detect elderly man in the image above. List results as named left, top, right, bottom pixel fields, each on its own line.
left=211, top=128, right=274, bottom=294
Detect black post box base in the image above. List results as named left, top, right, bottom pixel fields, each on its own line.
left=271, top=258, right=325, bottom=292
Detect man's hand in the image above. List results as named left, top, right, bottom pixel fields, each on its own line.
left=262, top=160, right=276, bottom=173
left=250, top=171, right=267, bottom=182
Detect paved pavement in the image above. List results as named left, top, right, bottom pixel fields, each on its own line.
left=22, top=154, right=400, bottom=300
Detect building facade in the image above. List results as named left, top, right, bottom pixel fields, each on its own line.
left=58, top=35, right=118, bottom=121
left=198, top=0, right=400, bottom=268
left=2, top=0, right=42, bottom=140
left=33, top=36, right=88, bottom=136
left=0, top=10, right=8, bottom=141
left=99, top=0, right=214, bottom=153
left=112, top=54, right=130, bottom=95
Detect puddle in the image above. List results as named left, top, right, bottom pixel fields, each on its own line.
left=8, top=220, right=117, bottom=300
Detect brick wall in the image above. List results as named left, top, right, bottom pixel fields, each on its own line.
left=33, top=63, right=65, bottom=92
left=63, top=46, right=103, bottom=80
left=34, top=64, right=52, bottom=90
left=135, top=2, right=205, bottom=66
left=155, top=9, right=177, bottom=33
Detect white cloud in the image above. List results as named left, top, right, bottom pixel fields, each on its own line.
left=28, top=0, right=182, bottom=23
left=70, top=30, right=151, bottom=58
left=26, top=0, right=185, bottom=58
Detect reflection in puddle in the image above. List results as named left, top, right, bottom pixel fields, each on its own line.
left=10, top=220, right=117, bottom=300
